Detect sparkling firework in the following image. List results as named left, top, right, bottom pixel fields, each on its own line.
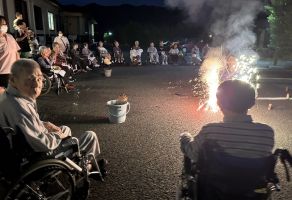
left=195, top=47, right=258, bottom=112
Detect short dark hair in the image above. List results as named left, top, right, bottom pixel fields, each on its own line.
left=16, top=19, right=25, bottom=26
left=15, top=12, right=22, bottom=17
left=216, top=80, right=255, bottom=113
left=0, top=15, right=6, bottom=25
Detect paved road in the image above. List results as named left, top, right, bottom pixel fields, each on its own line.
left=38, top=65, right=292, bottom=200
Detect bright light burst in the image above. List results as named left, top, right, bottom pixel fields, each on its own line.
left=205, top=65, right=220, bottom=112
left=195, top=47, right=258, bottom=112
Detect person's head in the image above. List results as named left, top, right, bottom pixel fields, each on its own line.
left=9, top=59, right=43, bottom=100
left=173, top=43, right=178, bottom=49
left=16, top=19, right=26, bottom=29
left=159, top=41, right=163, bottom=46
left=114, top=41, right=119, bottom=47
left=73, top=43, right=78, bottom=49
left=0, top=16, right=8, bottom=35
left=98, top=41, right=103, bottom=47
left=150, top=42, right=154, bottom=47
left=216, top=80, right=255, bottom=114
left=39, top=46, right=51, bottom=58
left=134, top=41, right=139, bottom=46
left=58, top=31, right=63, bottom=37
left=83, top=43, right=88, bottom=48
left=52, top=42, right=60, bottom=52
left=15, top=12, right=23, bottom=19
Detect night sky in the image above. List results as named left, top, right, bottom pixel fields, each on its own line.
left=58, top=0, right=165, bottom=6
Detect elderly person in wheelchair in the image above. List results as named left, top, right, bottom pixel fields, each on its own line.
left=37, top=46, right=74, bottom=94
left=178, top=80, right=281, bottom=200
left=147, top=42, right=159, bottom=65
left=130, top=40, right=143, bottom=66
left=97, top=41, right=111, bottom=67
left=0, top=59, right=107, bottom=199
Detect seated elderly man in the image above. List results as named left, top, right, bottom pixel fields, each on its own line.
left=0, top=59, right=106, bottom=175
left=180, top=80, right=275, bottom=199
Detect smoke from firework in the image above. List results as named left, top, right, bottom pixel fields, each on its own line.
left=165, top=0, right=262, bottom=56
left=166, top=0, right=262, bottom=111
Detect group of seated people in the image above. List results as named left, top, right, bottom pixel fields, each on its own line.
left=35, top=41, right=103, bottom=91
left=131, top=40, right=204, bottom=66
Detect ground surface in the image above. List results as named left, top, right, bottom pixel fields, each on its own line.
left=38, top=65, right=292, bottom=200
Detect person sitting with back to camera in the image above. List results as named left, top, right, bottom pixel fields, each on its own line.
left=180, top=80, right=275, bottom=199
left=147, top=42, right=159, bottom=64
left=130, top=40, right=143, bottom=66
left=0, top=59, right=107, bottom=177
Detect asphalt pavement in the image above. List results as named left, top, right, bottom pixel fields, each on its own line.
left=38, top=65, right=292, bottom=200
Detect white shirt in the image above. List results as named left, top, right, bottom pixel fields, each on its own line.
left=54, top=36, right=70, bottom=53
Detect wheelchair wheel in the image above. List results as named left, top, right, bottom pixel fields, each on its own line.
left=41, top=74, right=52, bottom=96
left=5, top=159, right=75, bottom=200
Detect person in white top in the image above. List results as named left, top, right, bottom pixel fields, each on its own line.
left=130, top=40, right=143, bottom=65
left=0, top=16, right=20, bottom=94
left=53, top=31, right=70, bottom=54
left=147, top=42, right=159, bottom=64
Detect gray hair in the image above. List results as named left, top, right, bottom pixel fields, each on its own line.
left=11, top=59, right=40, bottom=78
left=38, top=46, right=47, bottom=54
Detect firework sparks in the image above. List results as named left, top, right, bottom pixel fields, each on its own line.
left=194, top=47, right=258, bottom=112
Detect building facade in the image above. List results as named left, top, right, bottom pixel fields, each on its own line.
left=1, top=0, right=61, bottom=45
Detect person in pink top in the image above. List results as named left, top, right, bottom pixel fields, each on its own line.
left=0, top=16, right=20, bottom=94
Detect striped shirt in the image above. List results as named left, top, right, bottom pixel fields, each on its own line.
left=180, top=114, right=275, bottom=161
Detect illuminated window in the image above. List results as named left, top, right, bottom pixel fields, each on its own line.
left=48, top=12, right=54, bottom=31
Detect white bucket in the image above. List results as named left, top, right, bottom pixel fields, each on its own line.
left=104, top=69, right=112, bottom=77
left=106, top=100, right=130, bottom=123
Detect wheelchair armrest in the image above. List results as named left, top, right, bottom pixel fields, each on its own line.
left=2, top=127, right=16, bottom=136
left=49, top=137, right=81, bottom=159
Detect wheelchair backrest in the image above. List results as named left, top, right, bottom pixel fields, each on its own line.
left=197, top=140, right=275, bottom=195
left=0, top=127, right=21, bottom=179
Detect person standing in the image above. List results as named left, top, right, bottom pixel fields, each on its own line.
left=54, top=31, right=70, bottom=55
left=15, top=20, right=31, bottom=58
left=0, top=16, right=20, bottom=94
left=13, top=12, right=23, bottom=31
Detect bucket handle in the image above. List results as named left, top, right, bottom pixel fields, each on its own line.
left=108, top=102, right=130, bottom=117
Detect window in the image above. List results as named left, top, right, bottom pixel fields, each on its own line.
left=15, top=0, right=29, bottom=27
left=48, top=12, right=54, bottom=31
left=34, top=5, right=43, bottom=30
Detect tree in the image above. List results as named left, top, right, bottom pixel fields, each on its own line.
left=266, top=0, right=292, bottom=64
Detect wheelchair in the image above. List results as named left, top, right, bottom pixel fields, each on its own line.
left=41, top=69, right=69, bottom=96
left=147, top=52, right=159, bottom=65
left=177, top=141, right=292, bottom=200
left=0, top=126, right=104, bottom=200
left=130, top=49, right=143, bottom=66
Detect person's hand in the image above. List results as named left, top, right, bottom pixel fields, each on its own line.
left=43, top=121, right=61, bottom=133
left=43, top=122, right=69, bottom=139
